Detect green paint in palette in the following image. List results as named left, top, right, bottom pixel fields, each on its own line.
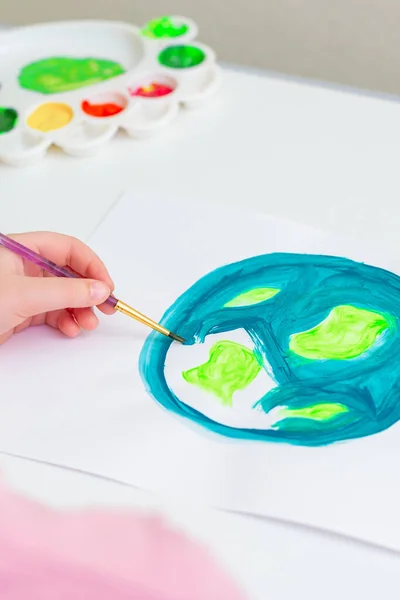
left=0, top=108, right=18, bottom=134
left=158, top=45, right=205, bottom=69
left=141, top=16, right=188, bottom=39
left=18, top=57, right=125, bottom=94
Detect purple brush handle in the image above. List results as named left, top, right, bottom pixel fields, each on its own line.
left=0, top=232, right=118, bottom=308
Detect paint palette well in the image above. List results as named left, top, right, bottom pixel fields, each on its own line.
left=0, top=17, right=220, bottom=166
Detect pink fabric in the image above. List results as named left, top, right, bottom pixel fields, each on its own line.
left=0, top=485, right=244, bottom=600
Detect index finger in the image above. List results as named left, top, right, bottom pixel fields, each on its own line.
left=10, top=231, right=115, bottom=292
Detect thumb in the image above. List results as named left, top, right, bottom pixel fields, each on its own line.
left=12, top=276, right=110, bottom=318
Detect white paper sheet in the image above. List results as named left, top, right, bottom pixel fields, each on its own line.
left=1, top=191, right=400, bottom=551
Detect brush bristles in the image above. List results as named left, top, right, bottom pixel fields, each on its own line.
left=168, top=332, right=186, bottom=344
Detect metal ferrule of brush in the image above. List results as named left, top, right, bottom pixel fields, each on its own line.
left=114, top=299, right=171, bottom=338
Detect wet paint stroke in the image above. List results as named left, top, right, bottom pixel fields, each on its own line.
left=182, top=340, right=262, bottom=406
left=289, top=305, right=391, bottom=360
left=280, top=402, right=349, bottom=421
left=139, top=253, right=400, bottom=446
left=18, top=57, right=125, bottom=94
left=224, top=287, right=280, bottom=308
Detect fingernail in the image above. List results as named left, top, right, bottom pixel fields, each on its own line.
left=90, top=281, right=109, bottom=303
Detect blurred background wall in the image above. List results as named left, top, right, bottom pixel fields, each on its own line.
left=3, top=0, right=400, bottom=95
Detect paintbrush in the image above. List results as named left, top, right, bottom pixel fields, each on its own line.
left=0, top=232, right=185, bottom=343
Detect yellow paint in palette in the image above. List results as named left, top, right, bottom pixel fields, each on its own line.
left=27, top=102, right=73, bottom=132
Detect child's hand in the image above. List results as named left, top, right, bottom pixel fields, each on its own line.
left=0, top=232, right=115, bottom=345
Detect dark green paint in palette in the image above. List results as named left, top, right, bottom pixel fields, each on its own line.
left=0, top=107, right=18, bottom=134
left=158, top=45, right=206, bottom=69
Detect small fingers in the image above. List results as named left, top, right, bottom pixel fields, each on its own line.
left=11, top=276, right=110, bottom=318
left=57, top=311, right=81, bottom=338
left=46, top=310, right=80, bottom=337
left=71, top=307, right=99, bottom=331
left=47, top=308, right=99, bottom=335
left=9, top=232, right=114, bottom=290
left=97, top=301, right=117, bottom=316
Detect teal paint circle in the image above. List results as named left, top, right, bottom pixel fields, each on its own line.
left=158, top=45, right=206, bottom=69
left=140, top=253, right=400, bottom=446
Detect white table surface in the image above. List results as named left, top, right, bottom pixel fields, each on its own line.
left=1, top=27, right=400, bottom=597
left=1, top=453, right=399, bottom=600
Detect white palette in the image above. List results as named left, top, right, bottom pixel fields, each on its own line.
left=0, top=17, right=220, bottom=166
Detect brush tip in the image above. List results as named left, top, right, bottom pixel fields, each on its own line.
left=168, top=332, right=186, bottom=344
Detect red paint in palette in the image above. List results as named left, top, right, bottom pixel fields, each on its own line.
left=131, top=82, right=174, bottom=98
left=82, top=100, right=124, bottom=117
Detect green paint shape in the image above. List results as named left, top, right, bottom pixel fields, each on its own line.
left=141, top=16, right=188, bottom=39
left=158, top=45, right=205, bottom=69
left=0, top=107, right=18, bottom=134
left=290, top=305, right=390, bottom=360
left=281, top=403, right=349, bottom=421
left=225, top=287, right=280, bottom=308
left=18, top=57, right=125, bottom=94
left=182, top=341, right=262, bottom=406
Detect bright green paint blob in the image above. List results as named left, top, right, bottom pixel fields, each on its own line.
left=141, top=16, right=188, bottom=39
left=281, top=403, right=349, bottom=421
left=225, top=287, right=280, bottom=308
left=182, top=341, right=262, bottom=406
left=0, top=107, right=18, bottom=134
left=290, top=305, right=390, bottom=360
left=18, top=57, right=125, bottom=94
left=158, top=45, right=205, bottom=69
